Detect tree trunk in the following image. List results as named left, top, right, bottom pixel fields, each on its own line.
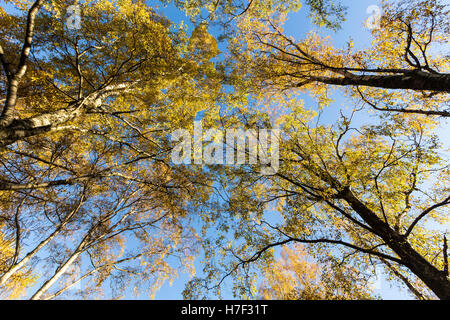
left=30, top=250, right=83, bottom=300
left=342, top=188, right=450, bottom=300
left=0, top=201, right=82, bottom=286
left=0, top=82, right=135, bottom=147
left=312, top=71, right=450, bottom=93
left=29, top=235, right=88, bottom=300
left=0, top=103, right=84, bottom=147
left=0, top=228, right=61, bottom=286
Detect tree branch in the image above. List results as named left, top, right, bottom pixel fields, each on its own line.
left=0, top=0, right=43, bottom=127
left=405, top=195, right=450, bottom=238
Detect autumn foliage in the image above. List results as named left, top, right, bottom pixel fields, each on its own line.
left=0, top=0, right=448, bottom=300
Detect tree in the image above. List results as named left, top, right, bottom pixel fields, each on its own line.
left=185, top=102, right=448, bottom=299
left=183, top=0, right=449, bottom=300
left=182, top=1, right=449, bottom=295
left=0, top=0, right=219, bottom=299
left=0, top=0, right=355, bottom=299
left=259, top=244, right=375, bottom=300
left=1, top=0, right=448, bottom=300
left=229, top=0, right=449, bottom=116
left=0, top=225, right=37, bottom=299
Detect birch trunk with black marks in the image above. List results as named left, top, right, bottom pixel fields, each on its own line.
left=340, top=187, right=450, bottom=300
left=308, top=71, right=450, bottom=93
